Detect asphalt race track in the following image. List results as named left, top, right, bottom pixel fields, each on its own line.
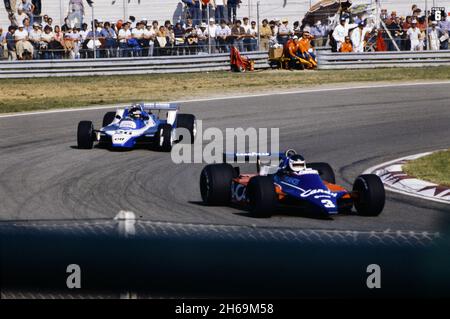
left=1, top=83, right=449, bottom=232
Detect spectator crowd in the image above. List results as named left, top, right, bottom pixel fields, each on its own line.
left=331, top=4, right=450, bottom=53
left=1, top=0, right=265, bottom=60
left=0, top=1, right=449, bottom=60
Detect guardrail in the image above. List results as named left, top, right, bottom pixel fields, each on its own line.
left=3, top=49, right=449, bottom=77
left=318, top=50, right=450, bottom=69
left=0, top=51, right=269, bottom=78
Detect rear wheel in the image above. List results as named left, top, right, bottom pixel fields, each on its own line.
left=308, top=162, right=335, bottom=184
left=176, top=113, right=196, bottom=144
left=77, top=121, right=95, bottom=149
left=200, top=163, right=235, bottom=205
left=102, top=111, right=116, bottom=127
left=353, top=174, right=385, bottom=216
left=156, top=124, right=174, bottom=152
left=247, top=176, right=277, bottom=218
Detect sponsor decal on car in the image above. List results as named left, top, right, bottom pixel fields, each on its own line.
left=300, top=189, right=338, bottom=198
left=232, top=183, right=247, bottom=202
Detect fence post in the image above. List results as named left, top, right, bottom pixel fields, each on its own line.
left=256, top=1, right=260, bottom=50
left=425, top=0, right=429, bottom=50
left=92, top=4, right=96, bottom=59
left=208, top=3, right=211, bottom=54
left=59, top=0, right=64, bottom=26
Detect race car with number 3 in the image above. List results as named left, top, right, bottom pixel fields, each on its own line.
left=77, top=103, right=196, bottom=152
left=200, top=150, right=385, bottom=218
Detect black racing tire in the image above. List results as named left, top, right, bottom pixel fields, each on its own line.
left=156, top=124, right=173, bottom=152
left=102, top=111, right=116, bottom=127
left=308, top=162, right=336, bottom=184
left=176, top=113, right=196, bottom=144
left=247, top=176, right=277, bottom=218
left=200, top=163, right=235, bottom=206
left=77, top=121, right=94, bottom=149
left=353, top=174, right=385, bottom=216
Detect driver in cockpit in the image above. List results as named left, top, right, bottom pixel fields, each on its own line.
left=128, top=105, right=150, bottom=121
left=278, top=152, right=307, bottom=175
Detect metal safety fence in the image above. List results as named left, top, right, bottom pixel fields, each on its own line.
left=318, top=49, right=450, bottom=69
left=1, top=219, right=448, bottom=298
left=0, top=51, right=269, bottom=78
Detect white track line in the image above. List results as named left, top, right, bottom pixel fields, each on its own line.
left=1, top=80, right=449, bottom=119
left=363, top=151, right=450, bottom=205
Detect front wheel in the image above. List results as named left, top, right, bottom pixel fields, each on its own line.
left=247, top=176, right=277, bottom=218
left=353, top=174, right=385, bottom=216
left=102, top=111, right=116, bottom=127
left=156, top=124, right=174, bottom=152
left=77, top=121, right=95, bottom=149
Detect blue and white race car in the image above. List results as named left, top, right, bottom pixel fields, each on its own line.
left=77, top=103, right=196, bottom=152
left=200, top=150, right=385, bottom=218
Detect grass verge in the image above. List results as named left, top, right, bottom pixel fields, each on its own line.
left=403, top=150, right=450, bottom=187
left=0, top=67, right=450, bottom=113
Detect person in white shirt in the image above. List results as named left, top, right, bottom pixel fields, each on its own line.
left=212, top=0, right=226, bottom=24
left=332, top=16, right=358, bottom=52
left=407, top=20, right=421, bottom=51
left=130, top=21, right=144, bottom=56
left=118, top=22, right=132, bottom=57
left=14, top=24, right=33, bottom=59
left=350, top=21, right=371, bottom=53
left=242, top=17, right=251, bottom=33
left=144, top=24, right=156, bottom=56
left=277, top=18, right=292, bottom=46
left=197, top=22, right=208, bottom=53
left=18, top=0, right=34, bottom=24
left=241, top=17, right=252, bottom=51
left=71, top=28, right=82, bottom=58
left=28, top=22, right=42, bottom=58
left=15, top=8, right=28, bottom=27
left=247, top=20, right=258, bottom=51
left=428, top=21, right=441, bottom=51
left=131, top=23, right=144, bottom=41
left=206, top=18, right=218, bottom=53
left=216, top=19, right=231, bottom=53
left=79, top=23, right=88, bottom=42
left=0, top=27, right=6, bottom=59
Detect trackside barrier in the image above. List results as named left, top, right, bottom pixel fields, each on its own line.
left=3, top=49, right=448, bottom=77
left=0, top=51, right=270, bottom=78
left=318, top=50, right=450, bottom=69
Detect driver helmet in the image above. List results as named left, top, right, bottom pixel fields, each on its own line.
left=129, top=106, right=142, bottom=119
left=288, top=154, right=306, bottom=173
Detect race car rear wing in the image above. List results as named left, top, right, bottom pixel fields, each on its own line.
left=223, top=152, right=283, bottom=163
left=223, top=152, right=283, bottom=174
left=141, top=103, right=179, bottom=111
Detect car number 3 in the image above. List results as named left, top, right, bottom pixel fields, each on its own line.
left=321, top=199, right=335, bottom=208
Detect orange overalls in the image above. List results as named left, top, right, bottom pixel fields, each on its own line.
left=298, top=36, right=317, bottom=68
left=285, top=39, right=312, bottom=69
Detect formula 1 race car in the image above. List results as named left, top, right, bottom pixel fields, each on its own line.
left=200, top=150, right=385, bottom=218
left=77, top=103, right=196, bottom=151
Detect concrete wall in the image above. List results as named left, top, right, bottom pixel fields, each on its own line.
left=1, top=1, right=447, bottom=28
